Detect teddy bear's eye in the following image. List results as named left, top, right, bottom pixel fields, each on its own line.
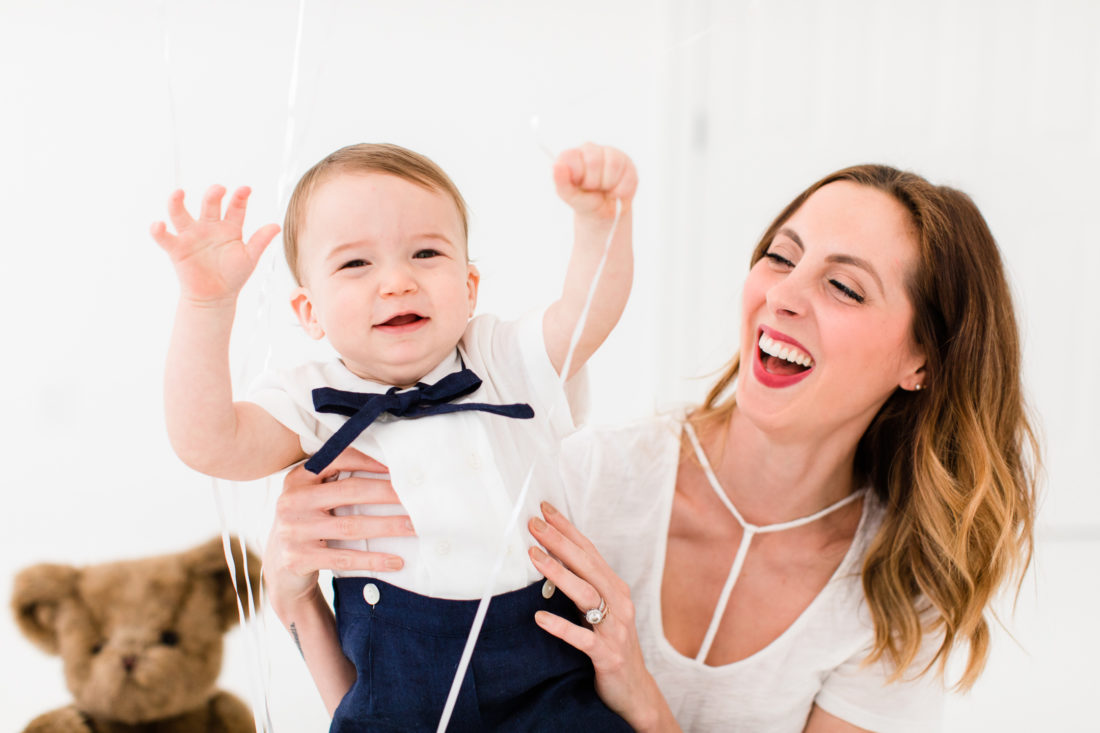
left=160, top=630, right=180, bottom=646
left=91, top=642, right=103, bottom=655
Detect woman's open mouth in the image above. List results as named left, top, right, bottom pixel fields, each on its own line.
left=758, top=331, right=813, bottom=375
left=753, top=328, right=814, bottom=387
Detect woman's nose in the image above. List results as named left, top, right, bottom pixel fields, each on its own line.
left=765, top=270, right=809, bottom=318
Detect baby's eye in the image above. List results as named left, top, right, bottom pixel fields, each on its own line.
left=412, top=249, right=441, bottom=259
left=829, top=279, right=865, bottom=303
left=160, top=630, right=180, bottom=646
left=763, top=251, right=794, bottom=268
left=339, top=259, right=369, bottom=270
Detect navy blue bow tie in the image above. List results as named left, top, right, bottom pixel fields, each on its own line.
left=304, top=367, right=534, bottom=474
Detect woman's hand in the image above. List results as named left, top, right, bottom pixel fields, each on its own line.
left=528, top=502, right=681, bottom=733
left=263, top=448, right=415, bottom=617
left=262, top=447, right=414, bottom=713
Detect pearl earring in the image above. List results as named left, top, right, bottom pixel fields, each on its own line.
left=913, top=384, right=923, bottom=391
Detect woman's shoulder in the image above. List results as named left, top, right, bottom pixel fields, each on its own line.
left=558, top=411, right=686, bottom=523
left=563, top=410, right=684, bottom=466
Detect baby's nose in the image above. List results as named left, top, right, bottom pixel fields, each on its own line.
left=380, top=263, right=418, bottom=296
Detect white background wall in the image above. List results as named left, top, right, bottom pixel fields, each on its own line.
left=1, top=1, right=1096, bottom=730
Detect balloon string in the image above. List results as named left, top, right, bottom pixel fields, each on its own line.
left=154, top=0, right=309, bottom=728
left=215, top=487, right=275, bottom=732
left=157, top=0, right=181, bottom=190
left=436, top=178, right=624, bottom=732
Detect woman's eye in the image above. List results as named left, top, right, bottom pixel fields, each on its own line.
left=829, top=279, right=865, bottom=303
left=413, top=249, right=441, bottom=259
left=763, top=251, right=794, bottom=268
left=339, top=259, right=368, bottom=270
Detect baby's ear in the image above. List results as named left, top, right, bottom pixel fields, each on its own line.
left=184, top=537, right=263, bottom=631
left=290, top=286, right=325, bottom=340
left=11, top=563, right=79, bottom=654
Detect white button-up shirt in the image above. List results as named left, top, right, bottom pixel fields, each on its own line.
left=248, top=310, right=587, bottom=599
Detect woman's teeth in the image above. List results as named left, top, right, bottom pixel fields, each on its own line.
left=758, top=332, right=814, bottom=367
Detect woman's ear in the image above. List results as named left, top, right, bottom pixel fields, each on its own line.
left=290, top=287, right=324, bottom=340
left=901, top=363, right=927, bottom=392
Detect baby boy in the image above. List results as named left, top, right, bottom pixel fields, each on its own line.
left=152, top=142, right=637, bottom=730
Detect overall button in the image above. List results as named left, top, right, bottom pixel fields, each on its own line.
left=363, top=583, right=380, bottom=606
left=542, top=579, right=556, bottom=599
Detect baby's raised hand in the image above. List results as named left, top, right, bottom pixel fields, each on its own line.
left=151, top=185, right=281, bottom=304
left=553, top=143, right=638, bottom=221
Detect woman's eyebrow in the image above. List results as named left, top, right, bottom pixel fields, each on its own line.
left=826, top=253, right=884, bottom=295
left=778, top=226, right=885, bottom=295
left=778, top=227, right=805, bottom=251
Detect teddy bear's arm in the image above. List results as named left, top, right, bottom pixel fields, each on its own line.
left=21, top=704, right=93, bottom=733
left=208, top=691, right=256, bottom=733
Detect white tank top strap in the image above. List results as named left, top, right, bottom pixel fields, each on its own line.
left=681, top=420, right=867, bottom=663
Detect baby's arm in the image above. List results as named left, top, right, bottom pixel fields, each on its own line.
left=152, top=186, right=306, bottom=481
left=543, top=144, right=638, bottom=379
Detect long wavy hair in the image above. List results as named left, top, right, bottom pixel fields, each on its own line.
left=695, top=165, right=1040, bottom=689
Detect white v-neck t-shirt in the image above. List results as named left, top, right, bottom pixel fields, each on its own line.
left=559, top=414, right=944, bottom=733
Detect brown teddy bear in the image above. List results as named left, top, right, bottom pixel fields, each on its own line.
left=12, top=537, right=261, bottom=733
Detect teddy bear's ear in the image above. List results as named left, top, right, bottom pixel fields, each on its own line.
left=184, top=537, right=263, bottom=631
left=11, top=563, right=79, bottom=654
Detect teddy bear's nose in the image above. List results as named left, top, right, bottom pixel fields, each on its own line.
left=122, top=655, right=137, bottom=672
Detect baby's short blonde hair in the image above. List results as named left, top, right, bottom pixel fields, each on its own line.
left=283, top=143, right=469, bottom=283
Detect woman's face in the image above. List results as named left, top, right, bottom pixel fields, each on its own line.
left=736, top=181, right=926, bottom=440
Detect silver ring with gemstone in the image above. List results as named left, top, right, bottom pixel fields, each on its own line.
left=585, top=598, right=608, bottom=626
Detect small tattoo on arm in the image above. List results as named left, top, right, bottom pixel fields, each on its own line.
left=289, top=622, right=304, bottom=659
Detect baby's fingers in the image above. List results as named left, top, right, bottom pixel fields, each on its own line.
left=245, top=223, right=281, bottom=263
left=553, top=148, right=585, bottom=199
left=223, top=186, right=253, bottom=227
left=606, top=151, right=638, bottom=201
left=166, top=189, right=194, bottom=232
left=149, top=220, right=177, bottom=251
left=199, top=184, right=227, bottom=222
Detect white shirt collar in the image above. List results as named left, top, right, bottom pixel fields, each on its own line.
left=328, top=350, right=464, bottom=394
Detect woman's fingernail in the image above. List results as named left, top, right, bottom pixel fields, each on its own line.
left=529, top=546, right=548, bottom=563
left=534, top=610, right=551, bottom=627
left=385, top=557, right=403, bottom=570
left=530, top=517, right=547, bottom=532
left=541, top=502, right=558, bottom=516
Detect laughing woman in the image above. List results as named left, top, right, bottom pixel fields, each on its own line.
left=265, top=165, right=1038, bottom=732
left=527, top=165, right=1039, bottom=731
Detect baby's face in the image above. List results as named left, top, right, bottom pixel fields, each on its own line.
left=292, top=171, right=478, bottom=387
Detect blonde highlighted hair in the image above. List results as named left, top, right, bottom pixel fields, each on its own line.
left=283, top=143, right=469, bottom=283
left=697, top=164, right=1039, bottom=690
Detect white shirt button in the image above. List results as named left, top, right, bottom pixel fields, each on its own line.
left=469, top=452, right=483, bottom=471
left=362, top=583, right=380, bottom=606
left=436, top=540, right=451, bottom=556
left=408, top=469, right=425, bottom=488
